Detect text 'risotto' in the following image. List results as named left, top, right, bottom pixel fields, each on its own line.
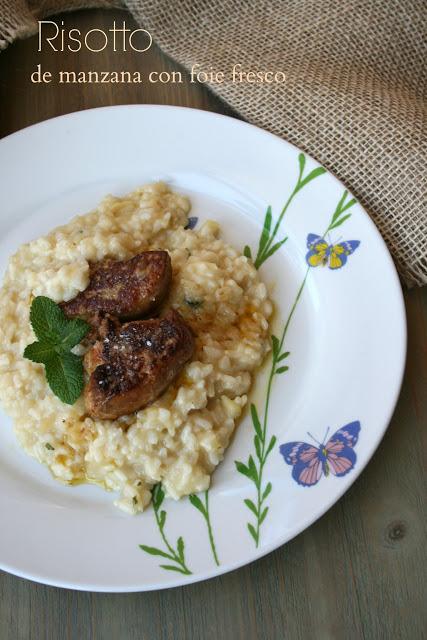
left=0, top=183, right=272, bottom=513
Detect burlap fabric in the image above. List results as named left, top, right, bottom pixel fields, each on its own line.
left=1, top=1, right=426, bottom=287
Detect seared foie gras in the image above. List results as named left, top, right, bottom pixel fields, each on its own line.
left=61, top=251, right=171, bottom=322
left=84, top=311, right=194, bottom=420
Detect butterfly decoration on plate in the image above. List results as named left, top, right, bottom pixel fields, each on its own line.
left=279, top=421, right=361, bottom=487
left=306, top=234, right=360, bottom=269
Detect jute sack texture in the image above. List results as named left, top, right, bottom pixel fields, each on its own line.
left=1, top=0, right=426, bottom=287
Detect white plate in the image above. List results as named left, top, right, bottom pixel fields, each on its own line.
left=0, top=106, right=406, bottom=591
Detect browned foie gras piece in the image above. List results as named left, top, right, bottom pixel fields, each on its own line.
left=61, top=251, right=172, bottom=322
left=84, top=310, right=195, bottom=420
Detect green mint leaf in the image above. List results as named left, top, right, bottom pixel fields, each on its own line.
left=30, top=296, right=67, bottom=344
left=25, top=297, right=91, bottom=405
left=44, top=351, right=84, bottom=405
left=59, top=318, right=91, bottom=350
left=23, top=341, right=55, bottom=364
left=138, top=545, right=175, bottom=560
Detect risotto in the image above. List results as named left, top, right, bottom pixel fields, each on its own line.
left=0, top=183, right=272, bottom=513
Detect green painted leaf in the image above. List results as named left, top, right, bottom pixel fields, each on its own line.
left=152, top=484, right=165, bottom=511
left=328, top=213, right=352, bottom=230
left=262, top=236, right=288, bottom=262
left=276, top=365, right=289, bottom=374
left=189, top=494, right=206, bottom=516
left=297, top=166, right=326, bottom=191
left=244, top=499, right=258, bottom=517
left=298, top=153, right=306, bottom=180
left=159, top=510, right=166, bottom=530
left=138, top=545, right=175, bottom=560
left=235, top=460, right=253, bottom=480
left=265, top=435, right=277, bottom=458
left=250, top=404, right=263, bottom=440
left=271, top=335, right=280, bottom=358
left=257, top=205, right=272, bottom=257
left=44, top=351, right=84, bottom=405
left=259, top=506, right=269, bottom=525
left=247, top=522, right=258, bottom=543
left=23, top=341, right=55, bottom=364
left=262, top=482, right=272, bottom=502
left=339, top=197, right=357, bottom=215
left=248, top=455, right=259, bottom=485
left=159, top=565, right=191, bottom=575
left=177, top=536, right=185, bottom=563
left=243, top=245, right=252, bottom=260
left=331, top=190, right=349, bottom=222
left=254, top=435, right=262, bottom=461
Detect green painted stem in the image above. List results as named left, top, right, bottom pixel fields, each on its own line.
left=279, top=268, right=310, bottom=353
left=253, top=267, right=310, bottom=546
left=261, top=189, right=297, bottom=260
left=154, top=509, right=174, bottom=559
left=241, top=188, right=356, bottom=547
left=254, top=365, right=275, bottom=546
left=153, top=500, right=192, bottom=575
left=204, top=491, right=220, bottom=566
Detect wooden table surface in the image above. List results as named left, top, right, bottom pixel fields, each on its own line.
left=0, top=9, right=425, bottom=640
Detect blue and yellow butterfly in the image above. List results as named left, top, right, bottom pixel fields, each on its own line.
left=305, top=234, right=360, bottom=269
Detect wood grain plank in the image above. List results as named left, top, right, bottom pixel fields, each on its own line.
left=0, top=8, right=425, bottom=640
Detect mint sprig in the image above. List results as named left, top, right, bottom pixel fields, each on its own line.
left=23, top=296, right=90, bottom=405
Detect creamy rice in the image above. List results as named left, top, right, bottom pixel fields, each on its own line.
left=0, top=183, right=272, bottom=513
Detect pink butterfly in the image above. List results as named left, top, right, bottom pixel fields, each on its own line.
left=279, top=421, right=361, bottom=486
